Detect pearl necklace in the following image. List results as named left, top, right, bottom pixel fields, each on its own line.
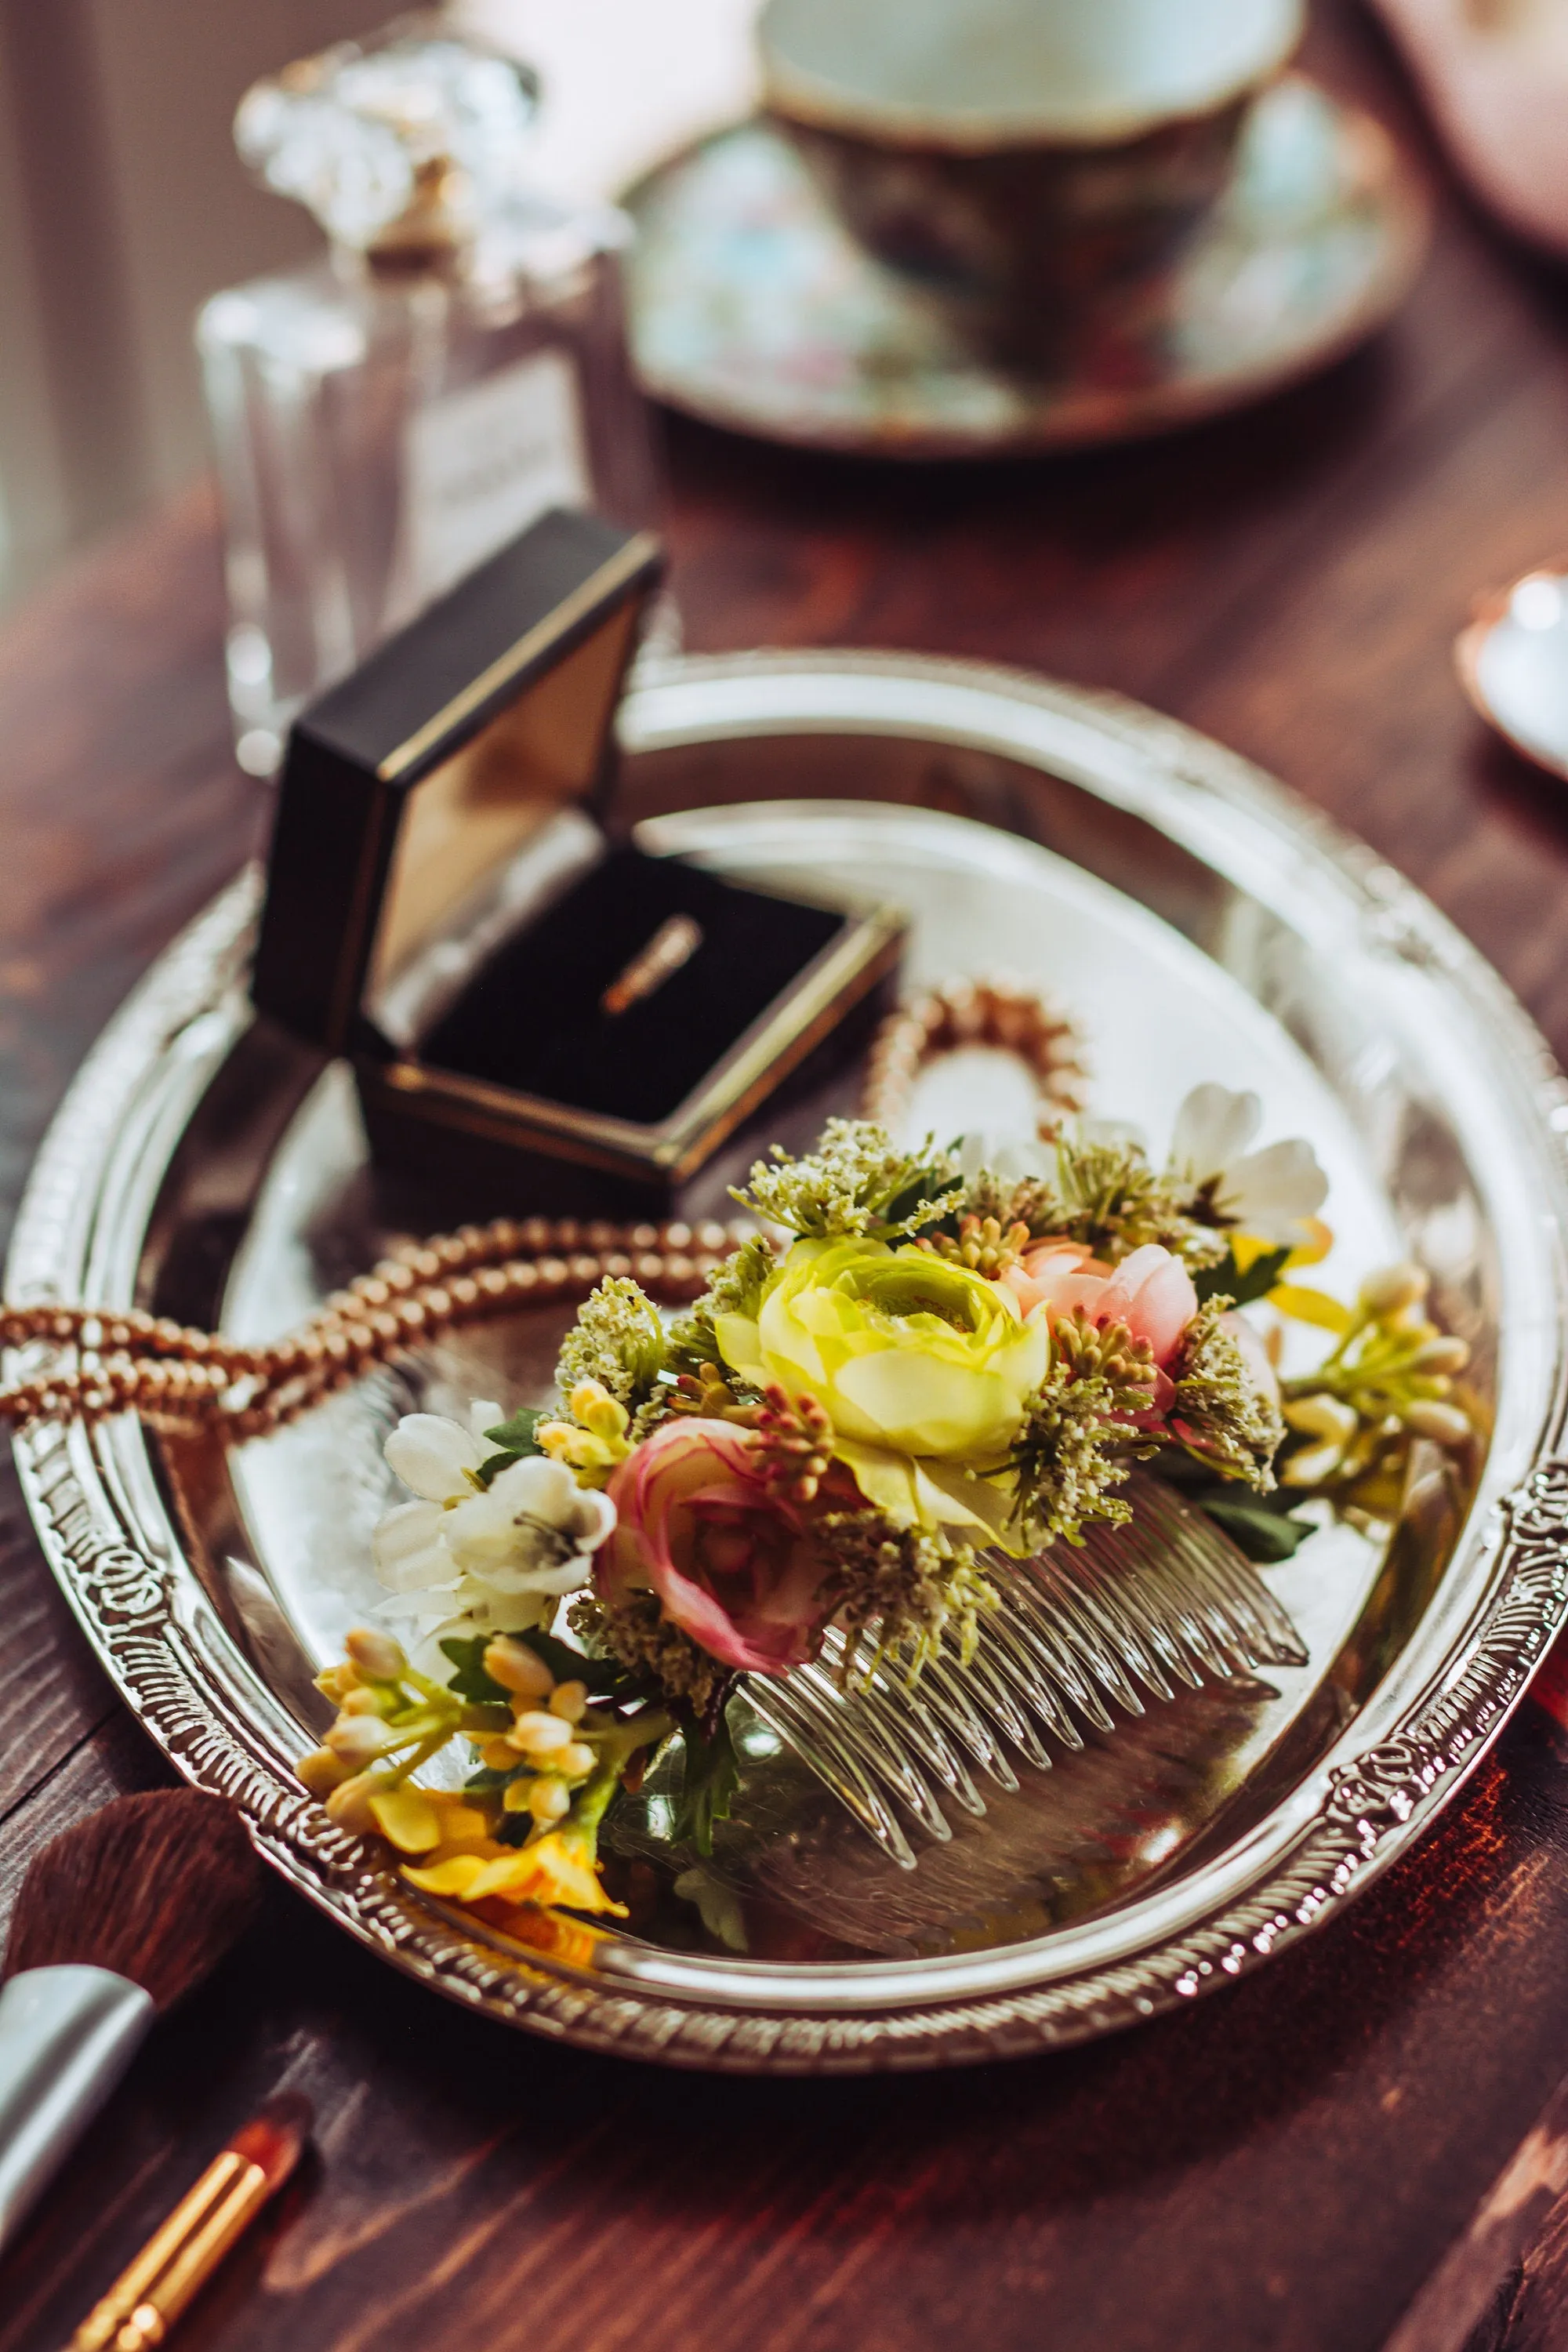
left=0, top=981, right=1083, bottom=1440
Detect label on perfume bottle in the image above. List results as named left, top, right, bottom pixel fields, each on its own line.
left=404, top=348, right=591, bottom=604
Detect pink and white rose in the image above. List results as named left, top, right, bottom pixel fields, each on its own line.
left=1003, top=1240, right=1199, bottom=1367
left=600, top=1418, right=836, bottom=1677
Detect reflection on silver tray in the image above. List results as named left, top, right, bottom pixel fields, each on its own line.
left=10, top=649, right=1568, bottom=2074
left=624, top=79, right=1430, bottom=458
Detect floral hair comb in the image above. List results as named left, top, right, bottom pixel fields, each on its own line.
left=298, top=1087, right=1478, bottom=1926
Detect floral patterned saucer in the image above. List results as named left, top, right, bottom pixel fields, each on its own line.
left=623, top=77, right=1429, bottom=457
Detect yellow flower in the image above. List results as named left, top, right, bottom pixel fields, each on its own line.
left=715, top=1236, right=1047, bottom=1542
left=367, top=1786, right=492, bottom=1856
left=535, top=1381, right=633, bottom=1484
left=404, top=1830, right=626, bottom=1915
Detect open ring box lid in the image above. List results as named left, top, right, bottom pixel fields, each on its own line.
left=250, top=508, right=906, bottom=1208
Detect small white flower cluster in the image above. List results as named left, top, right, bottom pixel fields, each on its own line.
left=371, top=1401, right=615, bottom=1633
left=1167, top=1083, right=1329, bottom=1248
left=297, top=1624, right=602, bottom=1847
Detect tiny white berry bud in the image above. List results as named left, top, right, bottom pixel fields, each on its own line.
left=528, top=1777, right=572, bottom=1822
left=1359, top=1263, right=1428, bottom=1318
left=549, top=1680, right=589, bottom=1722
left=325, top=1772, right=380, bottom=1831
left=339, top=1685, right=384, bottom=1716
left=296, top=1745, right=350, bottom=1795
left=345, top=1627, right=406, bottom=1681
left=1281, top=1442, right=1344, bottom=1489
left=1405, top=1399, right=1472, bottom=1448
left=325, top=1714, right=395, bottom=1763
left=508, top=1709, right=572, bottom=1756
left=1414, top=1335, right=1468, bottom=1374
left=485, top=1635, right=554, bottom=1700
left=1284, top=1394, right=1359, bottom=1448
left=556, top=1741, right=596, bottom=1780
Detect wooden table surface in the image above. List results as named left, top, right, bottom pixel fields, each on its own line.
left=8, top=6, right=1568, bottom=2348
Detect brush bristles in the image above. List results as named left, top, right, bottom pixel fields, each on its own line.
left=2, top=1789, right=262, bottom=2009
left=232, top=2093, right=314, bottom=2191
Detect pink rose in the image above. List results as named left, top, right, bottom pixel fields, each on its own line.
left=1005, top=1240, right=1199, bottom=1367
left=601, top=1419, right=833, bottom=1677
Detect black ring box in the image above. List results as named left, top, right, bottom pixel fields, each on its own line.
left=252, top=508, right=905, bottom=1212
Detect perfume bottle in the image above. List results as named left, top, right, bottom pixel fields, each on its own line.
left=198, top=13, right=659, bottom=776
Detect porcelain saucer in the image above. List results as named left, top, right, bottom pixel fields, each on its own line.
left=624, top=76, right=1429, bottom=457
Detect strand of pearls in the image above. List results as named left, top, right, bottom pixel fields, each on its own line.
left=0, top=1215, right=758, bottom=1440
left=861, top=978, right=1087, bottom=1135
left=1, top=981, right=1087, bottom=1443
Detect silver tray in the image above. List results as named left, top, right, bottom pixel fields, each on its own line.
left=13, top=650, right=1568, bottom=2074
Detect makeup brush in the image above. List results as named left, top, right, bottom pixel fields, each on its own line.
left=0, top=1788, right=262, bottom=2253
left=67, top=2092, right=311, bottom=2352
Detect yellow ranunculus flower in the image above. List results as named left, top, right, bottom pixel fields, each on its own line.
left=714, top=1237, right=1047, bottom=1541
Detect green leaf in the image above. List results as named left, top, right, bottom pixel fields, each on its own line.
left=1149, top=1454, right=1314, bottom=1559
left=440, top=1624, right=634, bottom=1704
left=875, top=1167, right=964, bottom=1241
left=670, top=1710, right=742, bottom=1857
left=474, top=1413, right=546, bottom=1488
left=485, top=1406, right=546, bottom=1451
left=1194, top=1245, right=1290, bottom=1308
left=1199, top=1497, right=1314, bottom=1563
left=474, top=1408, right=547, bottom=1483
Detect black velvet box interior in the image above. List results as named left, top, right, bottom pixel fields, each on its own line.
left=421, top=845, right=848, bottom=1126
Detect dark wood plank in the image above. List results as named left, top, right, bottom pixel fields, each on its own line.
left=0, top=1460, right=114, bottom=1822
left=5, top=2, right=1568, bottom=2347
left=0, top=1711, right=166, bottom=1925
left=0, top=481, right=260, bottom=1254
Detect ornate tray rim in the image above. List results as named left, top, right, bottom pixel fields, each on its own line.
left=11, top=648, right=1568, bottom=2075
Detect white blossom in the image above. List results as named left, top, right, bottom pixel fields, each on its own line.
left=370, top=1404, right=615, bottom=1629
left=382, top=1406, right=492, bottom=1502
left=1167, top=1084, right=1327, bottom=1247
left=956, top=1130, right=1049, bottom=1184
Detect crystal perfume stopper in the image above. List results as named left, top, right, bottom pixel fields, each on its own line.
left=234, top=10, right=539, bottom=257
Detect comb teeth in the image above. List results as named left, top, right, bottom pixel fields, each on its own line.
left=743, top=1475, right=1309, bottom=1868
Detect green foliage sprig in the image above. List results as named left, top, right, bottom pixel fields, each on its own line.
left=967, top=1132, right=1230, bottom=1272
left=731, top=1120, right=963, bottom=1242
left=1168, top=1301, right=1284, bottom=1488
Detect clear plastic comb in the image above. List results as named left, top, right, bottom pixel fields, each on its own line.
left=739, top=1473, right=1308, bottom=1867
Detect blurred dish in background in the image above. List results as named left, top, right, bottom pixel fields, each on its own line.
left=760, top=0, right=1303, bottom=143
left=1374, top=0, right=1568, bottom=260
left=1457, top=561, right=1568, bottom=784
left=760, top=0, right=1303, bottom=365
left=624, top=78, right=1429, bottom=458
left=452, top=0, right=764, bottom=208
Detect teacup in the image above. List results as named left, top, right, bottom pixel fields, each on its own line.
left=759, top=0, right=1305, bottom=358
